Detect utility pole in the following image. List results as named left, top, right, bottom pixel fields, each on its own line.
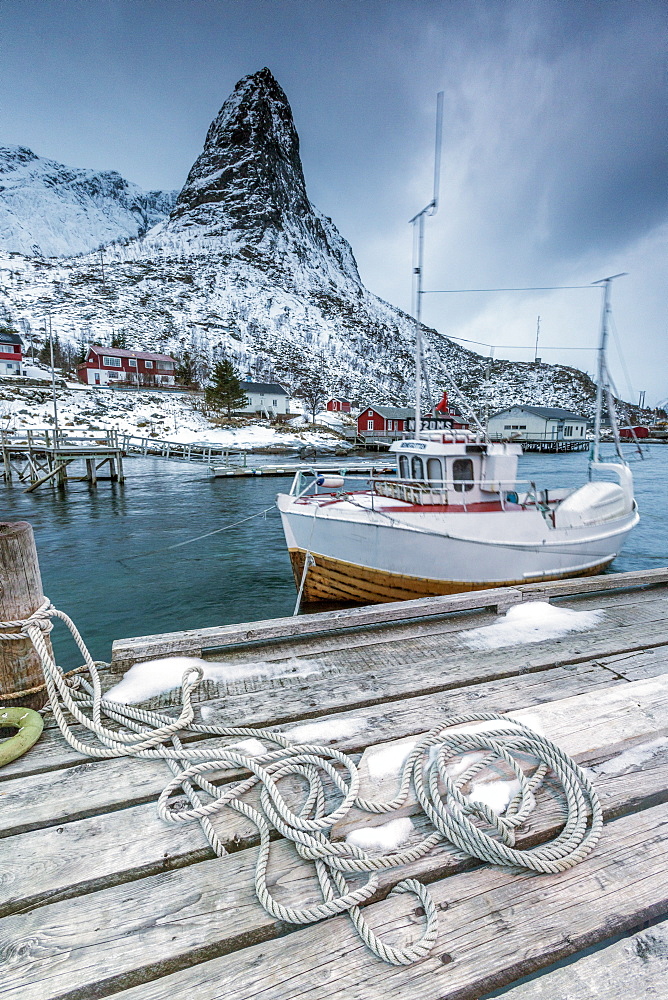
left=638, top=390, right=646, bottom=409
left=48, top=312, right=59, bottom=442
left=410, top=91, right=443, bottom=439
left=534, top=315, right=540, bottom=362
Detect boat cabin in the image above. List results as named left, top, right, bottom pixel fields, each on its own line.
left=381, top=431, right=522, bottom=505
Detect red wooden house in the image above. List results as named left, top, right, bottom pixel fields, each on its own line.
left=326, top=397, right=352, bottom=413
left=0, top=331, right=23, bottom=376
left=357, top=405, right=413, bottom=439
left=77, top=346, right=177, bottom=387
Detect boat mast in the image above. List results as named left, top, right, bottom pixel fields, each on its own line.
left=591, top=273, right=626, bottom=467
left=410, top=91, right=443, bottom=440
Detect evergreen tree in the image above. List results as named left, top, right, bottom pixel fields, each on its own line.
left=175, top=350, right=199, bottom=388
left=205, top=361, right=248, bottom=416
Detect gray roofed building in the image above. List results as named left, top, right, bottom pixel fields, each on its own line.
left=491, top=405, right=588, bottom=422
left=237, top=381, right=290, bottom=416
left=239, top=381, right=288, bottom=395
left=487, top=404, right=589, bottom=452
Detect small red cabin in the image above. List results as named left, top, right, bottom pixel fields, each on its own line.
left=77, top=346, right=176, bottom=386
left=620, top=426, right=650, bottom=439
left=326, top=397, right=352, bottom=413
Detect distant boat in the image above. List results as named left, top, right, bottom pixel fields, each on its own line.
left=276, top=275, right=639, bottom=604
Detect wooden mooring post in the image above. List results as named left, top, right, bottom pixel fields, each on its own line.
left=0, top=522, right=49, bottom=709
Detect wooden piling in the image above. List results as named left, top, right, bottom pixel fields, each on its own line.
left=0, top=521, right=49, bottom=709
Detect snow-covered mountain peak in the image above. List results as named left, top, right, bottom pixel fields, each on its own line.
left=166, top=67, right=360, bottom=282
left=0, top=145, right=177, bottom=258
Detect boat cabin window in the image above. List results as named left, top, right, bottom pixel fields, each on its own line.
left=427, top=457, right=443, bottom=483
left=411, top=456, right=425, bottom=480
left=398, top=455, right=410, bottom=478
left=452, top=458, right=474, bottom=492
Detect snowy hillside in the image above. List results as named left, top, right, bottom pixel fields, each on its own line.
left=0, top=146, right=177, bottom=257
left=0, top=380, right=347, bottom=452
left=0, top=69, right=621, bottom=418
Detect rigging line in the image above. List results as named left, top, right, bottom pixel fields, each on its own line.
left=422, top=285, right=596, bottom=293
left=609, top=311, right=637, bottom=404
left=117, top=504, right=278, bottom=566
left=443, top=334, right=597, bottom=350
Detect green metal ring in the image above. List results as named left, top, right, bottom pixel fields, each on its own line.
left=0, top=707, right=44, bottom=767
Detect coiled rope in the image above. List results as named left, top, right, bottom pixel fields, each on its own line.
left=0, top=600, right=602, bottom=965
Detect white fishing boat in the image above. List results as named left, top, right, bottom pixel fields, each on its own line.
left=277, top=274, right=639, bottom=605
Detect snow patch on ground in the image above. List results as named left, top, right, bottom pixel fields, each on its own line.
left=105, top=654, right=322, bottom=704
left=346, top=817, right=415, bottom=853
left=468, top=778, right=521, bottom=814
left=588, top=737, right=668, bottom=777
left=282, top=716, right=366, bottom=744
left=226, top=738, right=267, bottom=756
left=460, top=601, right=604, bottom=650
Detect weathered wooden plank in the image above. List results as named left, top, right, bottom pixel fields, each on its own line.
left=110, top=568, right=668, bottom=671
left=518, top=566, right=668, bottom=600
left=200, top=585, right=668, bottom=671
left=110, top=587, right=526, bottom=671
left=1, top=733, right=666, bottom=1000
left=490, top=918, right=668, bottom=999
left=0, top=663, right=649, bottom=914
left=57, top=802, right=668, bottom=1000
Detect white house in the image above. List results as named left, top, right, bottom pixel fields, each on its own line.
left=488, top=406, right=588, bottom=444
left=238, top=382, right=290, bottom=417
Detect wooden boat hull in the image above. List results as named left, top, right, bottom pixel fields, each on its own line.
left=278, top=489, right=638, bottom=605
left=288, top=546, right=614, bottom=604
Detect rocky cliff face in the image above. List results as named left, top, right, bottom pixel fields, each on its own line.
left=0, top=70, right=610, bottom=416
left=0, top=146, right=177, bottom=257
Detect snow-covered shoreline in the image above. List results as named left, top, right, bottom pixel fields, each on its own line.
left=0, top=378, right=353, bottom=453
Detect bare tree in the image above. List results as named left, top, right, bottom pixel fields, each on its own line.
left=297, top=374, right=328, bottom=424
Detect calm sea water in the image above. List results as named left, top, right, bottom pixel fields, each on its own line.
left=2, top=446, right=666, bottom=666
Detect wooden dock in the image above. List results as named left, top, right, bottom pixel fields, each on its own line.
left=1, top=428, right=125, bottom=488
left=2, top=567, right=668, bottom=999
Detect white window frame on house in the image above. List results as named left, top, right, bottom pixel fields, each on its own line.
left=157, top=361, right=173, bottom=371
left=272, top=399, right=278, bottom=406
left=367, top=419, right=374, bottom=430
left=103, top=356, right=122, bottom=367
left=144, top=360, right=153, bottom=369
left=128, top=358, right=137, bottom=368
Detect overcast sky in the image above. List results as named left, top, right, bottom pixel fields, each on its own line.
left=1, top=0, right=666, bottom=405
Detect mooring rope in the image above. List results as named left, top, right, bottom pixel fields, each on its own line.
left=0, top=601, right=602, bottom=965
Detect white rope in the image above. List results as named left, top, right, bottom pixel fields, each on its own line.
left=0, top=601, right=602, bottom=966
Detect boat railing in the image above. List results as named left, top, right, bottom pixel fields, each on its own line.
left=288, top=470, right=567, bottom=514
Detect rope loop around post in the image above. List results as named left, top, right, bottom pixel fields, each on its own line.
left=0, top=597, right=604, bottom=966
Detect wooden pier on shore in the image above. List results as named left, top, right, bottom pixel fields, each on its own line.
left=1, top=428, right=125, bottom=489
left=2, top=567, right=668, bottom=999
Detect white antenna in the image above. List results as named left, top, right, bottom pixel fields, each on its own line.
left=591, top=273, right=627, bottom=466
left=410, top=91, right=444, bottom=438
